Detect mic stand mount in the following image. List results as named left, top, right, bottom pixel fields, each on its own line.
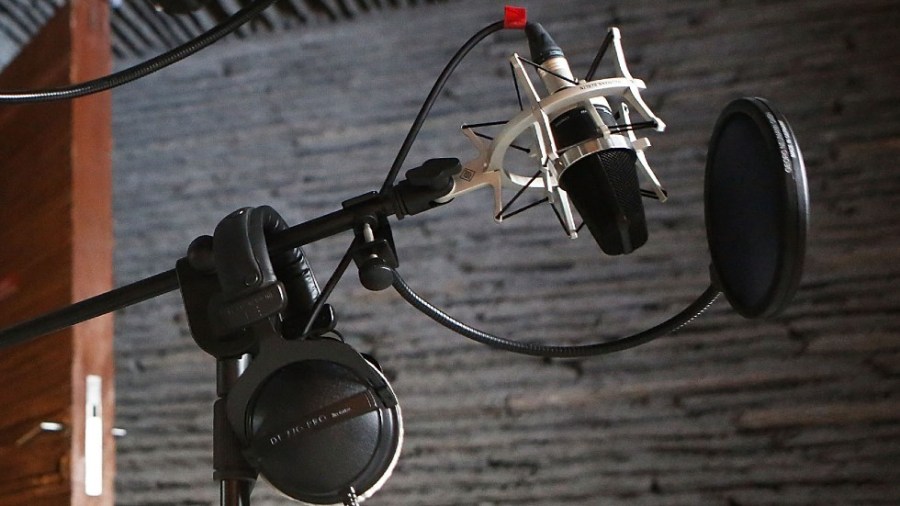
left=175, top=232, right=259, bottom=505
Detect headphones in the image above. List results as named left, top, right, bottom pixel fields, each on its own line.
left=179, top=205, right=403, bottom=504
left=226, top=334, right=403, bottom=504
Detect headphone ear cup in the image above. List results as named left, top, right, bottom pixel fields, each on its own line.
left=243, top=341, right=402, bottom=504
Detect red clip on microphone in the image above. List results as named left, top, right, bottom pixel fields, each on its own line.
left=504, top=5, right=527, bottom=29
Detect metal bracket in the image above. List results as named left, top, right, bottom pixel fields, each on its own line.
left=351, top=215, right=399, bottom=292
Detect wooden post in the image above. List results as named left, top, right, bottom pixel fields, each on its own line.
left=0, top=1, right=114, bottom=505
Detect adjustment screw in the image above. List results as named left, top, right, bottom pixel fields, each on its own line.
left=359, top=258, right=394, bottom=291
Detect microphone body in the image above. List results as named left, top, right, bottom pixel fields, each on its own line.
left=527, top=23, right=647, bottom=255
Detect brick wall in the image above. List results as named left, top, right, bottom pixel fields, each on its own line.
left=111, top=0, right=900, bottom=504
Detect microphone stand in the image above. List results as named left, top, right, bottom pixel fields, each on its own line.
left=0, top=160, right=457, bottom=506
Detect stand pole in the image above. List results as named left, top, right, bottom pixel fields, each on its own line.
left=220, top=480, right=251, bottom=506
left=215, top=356, right=255, bottom=506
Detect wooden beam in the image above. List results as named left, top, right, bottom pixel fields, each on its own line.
left=0, top=1, right=113, bottom=505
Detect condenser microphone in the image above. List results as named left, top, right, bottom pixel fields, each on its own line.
left=525, top=23, right=647, bottom=255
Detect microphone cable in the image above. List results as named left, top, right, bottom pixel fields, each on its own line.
left=299, top=241, right=356, bottom=338
left=391, top=268, right=720, bottom=358
left=379, top=20, right=506, bottom=194
left=0, top=0, right=278, bottom=104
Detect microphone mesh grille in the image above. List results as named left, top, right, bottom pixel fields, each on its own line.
left=600, top=149, right=645, bottom=224
left=559, top=148, right=646, bottom=255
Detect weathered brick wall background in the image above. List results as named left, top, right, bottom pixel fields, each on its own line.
left=111, top=0, right=900, bottom=504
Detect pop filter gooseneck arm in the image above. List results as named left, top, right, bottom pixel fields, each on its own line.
left=392, top=270, right=720, bottom=358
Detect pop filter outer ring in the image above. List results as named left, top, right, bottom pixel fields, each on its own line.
left=704, top=97, right=809, bottom=319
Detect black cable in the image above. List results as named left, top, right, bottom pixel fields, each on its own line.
left=0, top=0, right=278, bottom=104
left=585, top=29, right=615, bottom=81
left=378, top=20, right=505, bottom=194
left=300, top=241, right=356, bottom=338
left=392, top=269, right=720, bottom=358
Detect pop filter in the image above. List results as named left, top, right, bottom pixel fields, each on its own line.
left=704, top=97, right=809, bottom=319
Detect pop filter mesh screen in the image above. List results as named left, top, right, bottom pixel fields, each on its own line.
left=707, top=112, right=785, bottom=315
left=705, top=97, right=808, bottom=319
